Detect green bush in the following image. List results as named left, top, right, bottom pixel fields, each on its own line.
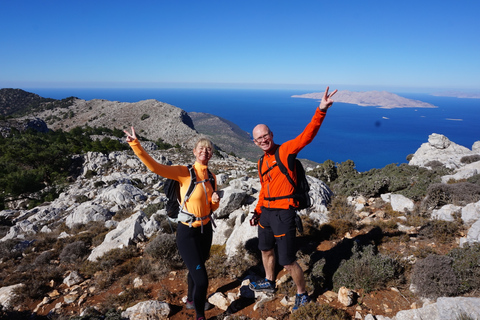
left=411, top=254, right=459, bottom=299
left=327, top=162, right=451, bottom=200
left=447, top=243, right=480, bottom=294
left=332, top=243, right=401, bottom=293
left=468, top=174, right=480, bottom=186
left=0, top=126, right=129, bottom=208
left=311, top=159, right=338, bottom=182
left=143, top=202, right=164, bottom=218
left=155, top=138, right=173, bottom=150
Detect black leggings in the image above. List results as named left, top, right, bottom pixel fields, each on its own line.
left=176, top=221, right=213, bottom=318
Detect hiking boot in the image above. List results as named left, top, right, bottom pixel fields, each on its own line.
left=292, top=293, right=311, bottom=312
left=248, top=278, right=276, bottom=293
left=186, top=299, right=214, bottom=311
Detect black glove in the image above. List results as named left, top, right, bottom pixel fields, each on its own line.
left=250, top=212, right=260, bottom=226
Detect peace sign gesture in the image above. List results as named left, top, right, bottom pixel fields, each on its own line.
left=319, top=86, right=338, bottom=111
left=124, top=126, right=137, bottom=143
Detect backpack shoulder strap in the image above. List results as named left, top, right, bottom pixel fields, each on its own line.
left=258, top=154, right=278, bottom=181
left=207, top=168, right=216, bottom=191
left=181, top=164, right=197, bottom=208
left=258, top=156, right=264, bottom=182
left=274, top=147, right=296, bottom=190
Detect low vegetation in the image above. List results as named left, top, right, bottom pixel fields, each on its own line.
left=0, top=126, right=129, bottom=209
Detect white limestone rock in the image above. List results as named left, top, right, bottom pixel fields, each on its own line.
left=87, top=211, right=147, bottom=261
left=409, top=133, right=476, bottom=169
left=121, top=300, right=170, bottom=320
left=431, top=204, right=462, bottom=222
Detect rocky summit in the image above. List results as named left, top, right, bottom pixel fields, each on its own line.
left=1, top=89, right=480, bottom=320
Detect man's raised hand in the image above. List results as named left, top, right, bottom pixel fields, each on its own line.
left=319, top=86, right=338, bottom=111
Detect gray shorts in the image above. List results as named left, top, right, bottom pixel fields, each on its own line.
left=258, top=207, right=297, bottom=266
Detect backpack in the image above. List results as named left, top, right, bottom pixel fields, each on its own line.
left=259, top=147, right=312, bottom=210
left=164, top=164, right=216, bottom=224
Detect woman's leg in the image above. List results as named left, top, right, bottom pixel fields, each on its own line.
left=176, top=222, right=212, bottom=318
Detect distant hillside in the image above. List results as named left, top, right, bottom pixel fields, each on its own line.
left=0, top=88, right=260, bottom=161
left=0, top=88, right=78, bottom=117
left=189, top=112, right=261, bottom=160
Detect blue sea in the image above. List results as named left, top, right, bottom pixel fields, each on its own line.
left=27, top=88, right=480, bottom=172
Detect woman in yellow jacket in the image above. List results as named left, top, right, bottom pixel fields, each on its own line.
left=125, top=127, right=220, bottom=320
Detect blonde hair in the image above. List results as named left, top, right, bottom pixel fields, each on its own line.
left=195, top=138, right=213, bottom=150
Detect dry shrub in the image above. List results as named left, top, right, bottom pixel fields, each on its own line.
left=138, top=257, right=173, bottom=281
left=206, top=244, right=258, bottom=279
left=59, top=240, right=89, bottom=264
left=34, top=250, right=56, bottom=266
left=101, top=287, right=150, bottom=310
left=419, top=220, right=460, bottom=244
left=12, top=264, right=63, bottom=302
left=328, top=195, right=357, bottom=223
left=290, top=302, right=349, bottom=320
left=460, top=154, right=480, bottom=164
left=144, top=233, right=183, bottom=268
left=411, top=254, right=459, bottom=299
left=332, top=243, right=402, bottom=293
left=425, top=160, right=445, bottom=169
left=112, top=208, right=134, bottom=221
left=447, top=243, right=480, bottom=294
left=326, top=219, right=356, bottom=240
left=422, top=182, right=480, bottom=210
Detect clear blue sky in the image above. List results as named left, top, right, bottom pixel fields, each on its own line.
left=1, top=0, right=479, bottom=93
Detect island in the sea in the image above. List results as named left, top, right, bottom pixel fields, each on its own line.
left=292, top=90, right=438, bottom=109
left=431, top=91, right=480, bottom=99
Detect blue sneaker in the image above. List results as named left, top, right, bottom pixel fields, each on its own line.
left=292, top=293, right=311, bottom=312
left=248, top=278, right=276, bottom=293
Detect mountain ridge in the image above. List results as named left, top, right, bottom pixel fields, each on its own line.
left=0, top=88, right=262, bottom=161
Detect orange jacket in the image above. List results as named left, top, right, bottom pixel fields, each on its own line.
left=128, top=139, right=219, bottom=227
left=255, top=108, right=327, bottom=212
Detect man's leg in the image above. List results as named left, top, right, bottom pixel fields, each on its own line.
left=283, top=261, right=306, bottom=294
left=261, top=248, right=276, bottom=281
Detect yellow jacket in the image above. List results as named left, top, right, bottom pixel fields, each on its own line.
left=128, top=139, right=219, bottom=227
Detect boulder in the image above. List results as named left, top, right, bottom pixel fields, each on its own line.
left=87, top=211, right=147, bottom=261
left=382, top=193, right=415, bottom=213
left=65, top=201, right=112, bottom=228
left=460, top=218, right=480, bottom=247
left=431, top=204, right=462, bottom=222
left=100, top=183, right=147, bottom=207
left=0, top=284, right=24, bottom=309
left=121, top=300, right=170, bottom=320
left=63, top=271, right=83, bottom=287
left=461, top=200, right=480, bottom=225
left=393, top=297, right=480, bottom=320
left=409, top=133, right=475, bottom=169
left=214, top=186, right=247, bottom=219
left=225, top=210, right=258, bottom=258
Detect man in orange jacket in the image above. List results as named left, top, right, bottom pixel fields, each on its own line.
left=249, top=86, right=337, bottom=312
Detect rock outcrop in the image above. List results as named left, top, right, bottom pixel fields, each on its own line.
left=409, top=133, right=479, bottom=170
